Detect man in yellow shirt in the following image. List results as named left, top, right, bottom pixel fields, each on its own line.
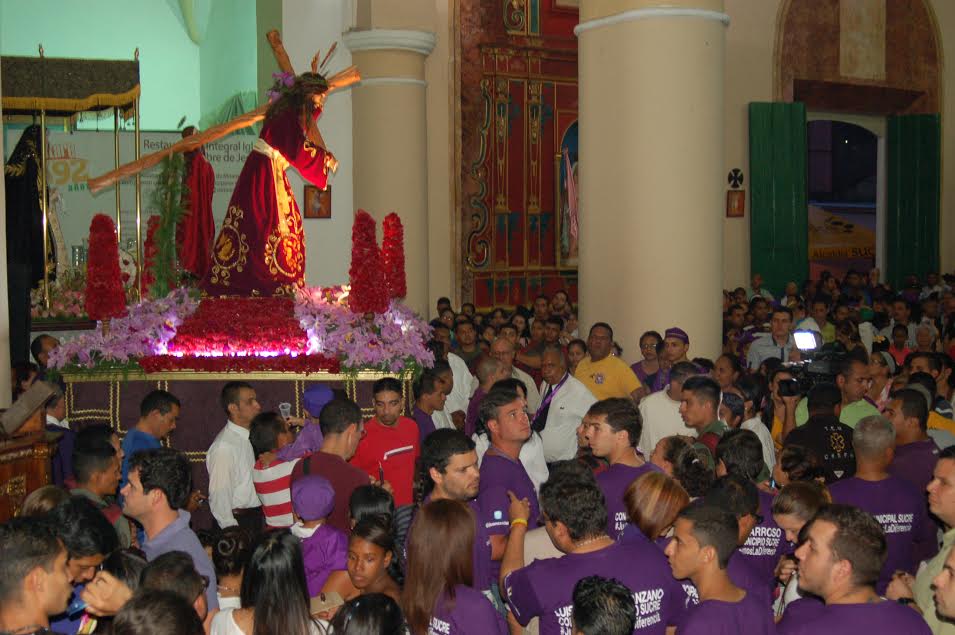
left=573, top=322, right=642, bottom=403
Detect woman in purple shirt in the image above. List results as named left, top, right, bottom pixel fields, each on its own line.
left=402, top=499, right=506, bottom=634
left=620, top=471, right=690, bottom=550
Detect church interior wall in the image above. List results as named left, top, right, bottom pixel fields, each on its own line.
left=721, top=0, right=955, bottom=289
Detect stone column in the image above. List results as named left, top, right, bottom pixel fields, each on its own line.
left=0, top=59, right=11, bottom=408
left=576, top=0, right=728, bottom=360
left=344, top=29, right=435, bottom=317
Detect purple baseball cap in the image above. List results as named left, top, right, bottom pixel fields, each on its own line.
left=664, top=327, right=689, bottom=344
left=303, top=384, right=334, bottom=418
left=291, top=474, right=336, bottom=521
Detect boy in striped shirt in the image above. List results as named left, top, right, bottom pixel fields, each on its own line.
left=251, top=412, right=299, bottom=528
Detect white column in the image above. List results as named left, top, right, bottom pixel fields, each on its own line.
left=345, top=29, right=435, bottom=317
left=576, top=0, right=728, bottom=360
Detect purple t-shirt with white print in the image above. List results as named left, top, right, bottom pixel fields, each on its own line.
left=736, top=489, right=788, bottom=588
left=477, top=451, right=540, bottom=582
left=430, top=584, right=507, bottom=634
left=504, top=540, right=684, bottom=635
left=596, top=462, right=660, bottom=539
left=828, top=475, right=936, bottom=593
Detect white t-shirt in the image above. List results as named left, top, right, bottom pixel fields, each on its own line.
left=638, top=388, right=696, bottom=455
left=741, top=416, right=776, bottom=472
left=211, top=609, right=326, bottom=635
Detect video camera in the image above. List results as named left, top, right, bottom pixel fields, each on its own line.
left=777, top=330, right=844, bottom=396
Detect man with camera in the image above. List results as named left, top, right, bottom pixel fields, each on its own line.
left=793, top=358, right=880, bottom=429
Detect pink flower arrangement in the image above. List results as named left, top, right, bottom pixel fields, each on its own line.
left=295, top=287, right=433, bottom=375
left=48, top=287, right=199, bottom=371
left=48, top=285, right=433, bottom=376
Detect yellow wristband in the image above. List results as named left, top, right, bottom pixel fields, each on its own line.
left=510, top=518, right=528, bottom=528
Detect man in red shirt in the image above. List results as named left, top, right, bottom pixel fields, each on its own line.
left=350, top=377, right=421, bottom=507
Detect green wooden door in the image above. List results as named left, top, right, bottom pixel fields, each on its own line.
left=748, top=102, right=808, bottom=297
left=886, top=114, right=940, bottom=289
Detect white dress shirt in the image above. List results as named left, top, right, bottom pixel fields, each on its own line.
left=536, top=374, right=597, bottom=463
left=473, top=431, right=549, bottom=494
left=446, top=352, right=477, bottom=416
left=638, top=387, right=696, bottom=455
left=206, top=421, right=260, bottom=528
left=46, top=414, right=69, bottom=429
left=512, top=366, right=542, bottom=413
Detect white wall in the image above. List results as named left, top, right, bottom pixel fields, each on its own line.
left=282, top=0, right=355, bottom=287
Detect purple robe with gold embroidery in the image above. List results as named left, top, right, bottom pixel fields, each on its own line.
left=202, top=105, right=328, bottom=296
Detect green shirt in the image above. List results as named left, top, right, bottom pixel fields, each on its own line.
left=72, top=487, right=132, bottom=548
left=700, top=420, right=729, bottom=438
left=915, top=528, right=955, bottom=633
left=795, top=397, right=880, bottom=428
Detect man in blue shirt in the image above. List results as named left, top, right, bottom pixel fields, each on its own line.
left=121, top=390, right=181, bottom=487
left=121, top=447, right=218, bottom=611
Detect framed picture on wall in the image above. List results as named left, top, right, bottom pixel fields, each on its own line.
left=726, top=190, right=745, bottom=218
left=303, top=185, right=331, bottom=219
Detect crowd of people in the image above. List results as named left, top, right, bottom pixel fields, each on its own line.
left=5, top=268, right=955, bottom=634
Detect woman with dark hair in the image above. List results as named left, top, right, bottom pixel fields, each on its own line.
left=323, top=516, right=401, bottom=605
left=671, top=444, right=715, bottom=499
left=401, top=500, right=505, bottom=634
left=762, top=366, right=798, bottom=451
left=713, top=353, right=743, bottom=391
left=772, top=445, right=826, bottom=489
left=771, top=482, right=831, bottom=616
left=566, top=339, right=587, bottom=375
left=210, top=529, right=320, bottom=635
left=630, top=331, right=663, bottom=388
left=648, top=435, right=692, bottom=477
left=621, top=472, right=689, bottom=549
left=213, top=527, right=253, bottom=610
left=349, top=485, right=395, bottom=527
left=11, top=360, right=38, bottom=402
left=734, top=377, right=776, bottom=473
left=327, top=593, right=406, bottom=635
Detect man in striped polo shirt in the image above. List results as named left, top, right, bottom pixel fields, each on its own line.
left=250, top=412, right=299, bottom=528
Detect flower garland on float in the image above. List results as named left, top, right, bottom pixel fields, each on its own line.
left=49, top=205, right=432, bottom=376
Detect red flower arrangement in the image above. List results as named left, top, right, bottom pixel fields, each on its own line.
left=381, top=212, right=407, bottom=300
left=348, top=210, right=388, bottom=314
left=138, top=353, right=340, bottom=374
left=141, top=216, right=161, bottom=293
left=85, top=214, right=127, bottom=321
left=167, top=297, right=307, bottom=356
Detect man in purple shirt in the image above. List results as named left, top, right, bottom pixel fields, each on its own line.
left=416, top=429, right=493, bottom=592
left=412, top=368, right=447, bottom=443
left=120, top=448, right=218, bottom=611
left=714, top=430, right=787, bottom=586
left=477, top=388, right=540, bottom=584
left=828, top=415, right=936, bottom=593
left=777, top=505, right=931, bottom=634
left=664, top=503, right=774, bottom=634
left=887, top=388, right=940, bottom=495
left=585, top=398, right=659, bottom=539
left=704, top=475, right=776, bottom=605
left=502, top=465, right=684, bottom=634
left=572, top=575, right=637, bottom=635
left=467, top=356, right=510, bottom=438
